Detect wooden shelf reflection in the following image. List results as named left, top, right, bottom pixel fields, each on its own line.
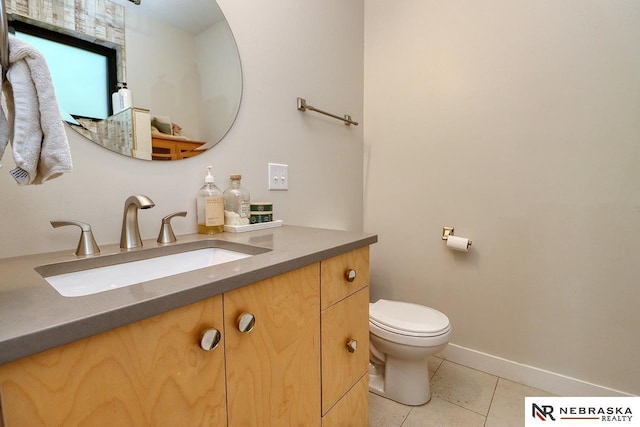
left=151, top=133, right=206, bottom=160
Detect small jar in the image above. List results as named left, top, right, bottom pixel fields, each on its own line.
left=223, top=174, right=251, bottom=225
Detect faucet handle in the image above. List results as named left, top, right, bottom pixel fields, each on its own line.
left=157, top=211, right=187, bottom=244
left=51, top=220, right=101, bottom=257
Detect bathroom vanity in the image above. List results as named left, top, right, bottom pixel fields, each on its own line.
left=0, top=226, right=376, bottom=426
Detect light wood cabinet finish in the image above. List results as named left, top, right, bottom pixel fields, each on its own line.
left=321, top=374, right=369, bottom=427
left=224, top=264, right=321, bottom=427
left=320, top=246, right=370, bottom=426
left=321, top=287, right=370, bottom=415
left=320, top=246, right=369, bottom=309
left=0, top=296, right=226, bottom=427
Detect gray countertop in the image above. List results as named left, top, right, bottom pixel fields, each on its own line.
left=0, top=225, right=377, bottom=365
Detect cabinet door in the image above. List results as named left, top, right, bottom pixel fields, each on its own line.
left=0, top=296, right=226, bottom=427
left=224, top=264, right=321, bottom=427
left=321, top=246, right=369, bottom=309
left=321, top=286, right=370, bottom=415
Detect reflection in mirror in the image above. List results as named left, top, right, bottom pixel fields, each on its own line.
left=7, top=0, right=242, bottom=161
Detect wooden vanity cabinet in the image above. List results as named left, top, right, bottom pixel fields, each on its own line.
left=0, top=295, right=227, bottom=427
left=0, top=247, right=370, bottom=427
left=320, top=246, right=370, bottom=426
left=224, top=264, right=321, bottom=427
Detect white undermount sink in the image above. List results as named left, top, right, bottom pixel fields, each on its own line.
left=38, top=243, right=265, bottom=297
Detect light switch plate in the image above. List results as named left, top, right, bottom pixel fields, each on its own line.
left=268, top=163, right=288, bottom=190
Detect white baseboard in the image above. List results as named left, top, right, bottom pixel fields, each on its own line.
left=439, top=343, right=634, bottom=397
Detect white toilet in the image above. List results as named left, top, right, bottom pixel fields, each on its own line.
left=369, top=299, right=451, bottom=406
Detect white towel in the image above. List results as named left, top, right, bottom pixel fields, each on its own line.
left=0, top=36, right=72, bottom=185
left=0, top=81, right=9, bottom=163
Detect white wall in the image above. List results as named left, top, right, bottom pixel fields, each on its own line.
left=364, top=0, right=640, bottom=394
left=0, top=0, right=364, bottom=258
left=125, top=8, right=201, bottom=138
left=195, top=19, right=242, bottom=145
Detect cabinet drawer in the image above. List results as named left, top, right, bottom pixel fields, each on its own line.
left=321, top=286, right=369, bottom=415
left=321, top=246, right=369, bottom=310
left=322, top=374, right=368, bottom=427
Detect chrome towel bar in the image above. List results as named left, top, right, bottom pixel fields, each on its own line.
left=297, top=97, right=359, bottom=126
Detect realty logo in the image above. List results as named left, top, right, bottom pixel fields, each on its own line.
left=532, top=403, right=556, bottom=421
left=525, top=397, right=640, bottom=426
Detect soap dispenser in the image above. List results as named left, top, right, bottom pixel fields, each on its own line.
left=111, top=82, right=133, bottom=114
left=196, top=166, right=225, bottom=234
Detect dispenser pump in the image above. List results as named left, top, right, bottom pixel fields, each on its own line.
left=205, top=166, right=214, bottom=183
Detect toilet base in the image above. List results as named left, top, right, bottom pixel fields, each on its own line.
left=368, top=356, right=431, bottom=406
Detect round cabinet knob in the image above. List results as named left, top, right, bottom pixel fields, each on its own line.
left=200, top=328, right=221, bottom=351
left=346, top=339, right=357, bottom=353
left=345, top=269, right=357, bottom=283
left=237, top=312, right=256, bottom=333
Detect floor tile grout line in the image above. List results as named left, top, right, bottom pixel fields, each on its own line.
left=433, top=395, right=490, bottom=419
left=440, top=356, right=554, bottom=396
left=439, top=358, right=555, bottom=400
left=431, top=357, right=444, bottom=377
left=430, top=359, right=500, bottom=419
left=398, top=407, right=412, bottom=427
left=483, top=376, right=500, bottom=426
left=442, top=358, right=501, bottom=380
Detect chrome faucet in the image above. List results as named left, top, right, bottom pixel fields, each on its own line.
left=120, top=194, right=155, bottom=249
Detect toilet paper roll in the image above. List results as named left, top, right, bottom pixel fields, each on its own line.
left=446, top=235, right=471, bottom=252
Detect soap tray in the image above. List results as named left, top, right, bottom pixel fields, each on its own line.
left=224, top=220, right=283, bottom=233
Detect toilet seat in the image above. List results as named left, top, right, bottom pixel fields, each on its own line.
left=370, top=299, right=450, bottom=337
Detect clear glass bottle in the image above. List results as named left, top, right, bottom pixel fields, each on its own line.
left=197, top=166, right=225, bottom=234
left=223, top=174, right=251, bottom=226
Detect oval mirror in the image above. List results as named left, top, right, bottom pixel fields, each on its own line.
left=9, top=0, right=242, bottom=161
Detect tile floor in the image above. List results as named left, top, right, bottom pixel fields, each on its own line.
left=369, top=356, right=555, bottom=427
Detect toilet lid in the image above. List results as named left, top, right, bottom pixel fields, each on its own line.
left=370, top=299, right=450, bottom=336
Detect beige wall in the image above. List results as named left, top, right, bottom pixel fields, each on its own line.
left=364, top=0, right=640, bottom=394
left=0, top=0, right=364, bottom=258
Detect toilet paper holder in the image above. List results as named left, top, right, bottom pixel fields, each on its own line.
left=441, top=227, right=472, bottom=246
